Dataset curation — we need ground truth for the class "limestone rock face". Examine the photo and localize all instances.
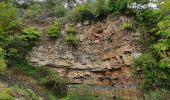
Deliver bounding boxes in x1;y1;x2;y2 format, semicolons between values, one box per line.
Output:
27;15;140;98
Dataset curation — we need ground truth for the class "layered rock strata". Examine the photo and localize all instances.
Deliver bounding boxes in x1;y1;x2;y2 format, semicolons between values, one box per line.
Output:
27;15;140;98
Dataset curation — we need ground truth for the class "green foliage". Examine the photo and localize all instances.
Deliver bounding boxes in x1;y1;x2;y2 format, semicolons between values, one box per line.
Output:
66;3;93;22
47;90;57;100
64;34;79;44
65;0;150;22
104;0;114;12
0;83;13;100
0;2;20;31
121;20;133;30
66;25;76;34
133;53;170;90
0;48;6;73
49;3;67;17
47;22;61;38
25;4;42;18
0;58;6;73
22;27;42;41
131;1;170;91
13;85;43;100
12;60;44;79
45;0;67;17
7;27;41;55
4;27;41;69
41;71;66;97
113;0;129;12
77;3;94;21
133;53;158;89
132;0;150;6
92;0;106;17
66;7;81;22
62;85;97;100
141;89;169;100
153;15;170;68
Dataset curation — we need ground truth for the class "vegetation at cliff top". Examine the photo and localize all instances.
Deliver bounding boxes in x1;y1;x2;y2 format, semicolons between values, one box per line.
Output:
0;0;169;99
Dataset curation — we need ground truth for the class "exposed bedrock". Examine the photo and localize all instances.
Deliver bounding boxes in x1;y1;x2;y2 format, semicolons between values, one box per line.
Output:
27;15;141;98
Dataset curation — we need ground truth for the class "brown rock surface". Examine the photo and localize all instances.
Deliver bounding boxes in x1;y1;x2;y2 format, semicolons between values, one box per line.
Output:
27;15;140;98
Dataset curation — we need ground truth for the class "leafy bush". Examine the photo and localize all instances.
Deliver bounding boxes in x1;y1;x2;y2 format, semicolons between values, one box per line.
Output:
104;0;115;12
48;3;67;17
64;34;79;44
47;90;57;100
77;3;93;21
133;54;158;89
121;20;133;30
131;1;170;91
153;15;170;68
0;2;20;31
113;0;129;12
141;89;169;100
48;23;61;38
41;71;66;97
92;0;106;17
66;3;93;22
66;7;81;22
132;53;170;90
64;25;79;44
0;48;6;73
4;27;41;68
0;83;13;100
22;27;42;41
44;0;67;17
62;85;97;100
25;4;42;18
66;25;76;34
13;85;43;100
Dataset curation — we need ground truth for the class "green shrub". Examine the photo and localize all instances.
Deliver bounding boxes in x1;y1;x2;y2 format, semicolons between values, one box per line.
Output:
0;58;6;73
66;7;81;22
47;90;57;100
44;0;67;17
41;71;66;97
132;53;169;90
0;83;13;100
141;89;169;100
48;23;61;38
104;0;115;12
92;0;106;17
25;4;42;18
5;27;41;68
121;20;133;30
114;0;129;12
22;27;42;41
48;3;67;17
66;2;93;22
66;25;76;34
13;85;43;100
64;34;79;44
62;85;97;100
0;48;6;73
153;15;170;68
0;2;21;31
77;3;93;21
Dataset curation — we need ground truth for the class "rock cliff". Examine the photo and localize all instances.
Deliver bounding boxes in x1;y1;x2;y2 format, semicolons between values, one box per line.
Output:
27;14;140;98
